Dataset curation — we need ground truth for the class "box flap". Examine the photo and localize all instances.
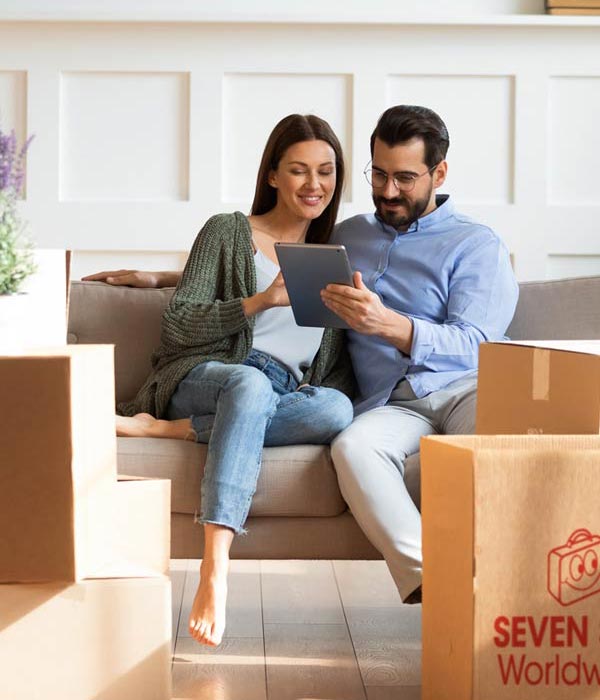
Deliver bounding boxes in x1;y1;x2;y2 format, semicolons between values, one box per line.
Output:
486;339;600;356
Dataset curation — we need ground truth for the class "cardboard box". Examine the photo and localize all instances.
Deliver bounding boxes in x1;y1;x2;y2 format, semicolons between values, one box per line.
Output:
0;345;118;582
112;475;171;576
421;434;600;700
0;576;172;700
476;340;600;435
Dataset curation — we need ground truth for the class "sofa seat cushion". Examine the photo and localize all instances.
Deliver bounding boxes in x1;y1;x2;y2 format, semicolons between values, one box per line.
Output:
117;437;348;518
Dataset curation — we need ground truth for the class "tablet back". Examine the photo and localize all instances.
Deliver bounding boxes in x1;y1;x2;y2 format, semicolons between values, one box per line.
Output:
275;243;354;328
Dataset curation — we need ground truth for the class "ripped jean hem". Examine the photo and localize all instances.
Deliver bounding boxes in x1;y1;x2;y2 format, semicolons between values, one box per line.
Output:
193;511;248;536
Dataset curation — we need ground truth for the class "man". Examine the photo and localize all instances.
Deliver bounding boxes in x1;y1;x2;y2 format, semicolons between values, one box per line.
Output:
84;105;518;604
321;105;518;604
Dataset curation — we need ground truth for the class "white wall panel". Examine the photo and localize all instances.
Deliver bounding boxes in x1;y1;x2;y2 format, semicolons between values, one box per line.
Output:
548;77;600;205
222;73;352;203
387;75;515;205
59;71;190;201
0;70;26;137
0;19;598;281
0;70;28;197
546;254;600;279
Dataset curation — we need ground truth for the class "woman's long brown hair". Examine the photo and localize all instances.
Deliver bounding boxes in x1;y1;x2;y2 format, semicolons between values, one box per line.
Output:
250;114;345;244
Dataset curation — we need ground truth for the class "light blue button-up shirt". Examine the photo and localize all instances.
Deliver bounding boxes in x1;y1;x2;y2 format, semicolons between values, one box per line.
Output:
332;195;519;416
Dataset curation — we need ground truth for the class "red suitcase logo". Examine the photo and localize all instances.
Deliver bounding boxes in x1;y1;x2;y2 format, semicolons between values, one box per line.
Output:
547;528;600;606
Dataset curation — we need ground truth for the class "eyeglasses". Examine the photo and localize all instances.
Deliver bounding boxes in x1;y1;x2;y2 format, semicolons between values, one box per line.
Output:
363;161;439;192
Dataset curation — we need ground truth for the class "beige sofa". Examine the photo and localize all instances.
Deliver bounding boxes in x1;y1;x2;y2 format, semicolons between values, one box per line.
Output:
67;275;600;559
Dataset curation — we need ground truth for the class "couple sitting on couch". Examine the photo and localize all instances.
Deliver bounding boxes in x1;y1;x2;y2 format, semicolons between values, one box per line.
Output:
85;105;519;647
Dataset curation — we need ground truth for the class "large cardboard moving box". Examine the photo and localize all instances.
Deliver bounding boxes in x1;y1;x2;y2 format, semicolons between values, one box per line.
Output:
421;435;600;700
0;576;172;700
0;346;118;582
476;340;600;435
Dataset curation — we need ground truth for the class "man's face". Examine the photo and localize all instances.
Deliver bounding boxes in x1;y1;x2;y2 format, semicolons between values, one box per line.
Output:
371;137;444;230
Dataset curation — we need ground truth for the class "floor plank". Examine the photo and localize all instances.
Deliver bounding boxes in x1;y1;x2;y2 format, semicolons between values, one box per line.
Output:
180;559;263;639
365;686;421;700
264;622;366;700
351;638;421;687
334;560;422;642
261;560;345;625
170;559;423;698
172;636;267;700
170;559;188;651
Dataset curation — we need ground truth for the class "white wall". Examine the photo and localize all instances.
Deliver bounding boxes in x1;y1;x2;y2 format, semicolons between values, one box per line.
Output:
0;3;599;281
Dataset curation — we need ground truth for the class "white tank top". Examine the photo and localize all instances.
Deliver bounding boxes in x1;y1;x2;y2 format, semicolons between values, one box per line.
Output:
252;247;324;382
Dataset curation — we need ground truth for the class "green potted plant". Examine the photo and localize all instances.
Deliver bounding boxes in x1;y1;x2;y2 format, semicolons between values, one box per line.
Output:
0;128;35;295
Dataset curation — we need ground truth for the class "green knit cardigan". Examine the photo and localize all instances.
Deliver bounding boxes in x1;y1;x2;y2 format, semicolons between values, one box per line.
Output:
118;211;356;418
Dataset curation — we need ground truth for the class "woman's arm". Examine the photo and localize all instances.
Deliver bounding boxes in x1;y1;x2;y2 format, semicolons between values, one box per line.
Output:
82;270;182;287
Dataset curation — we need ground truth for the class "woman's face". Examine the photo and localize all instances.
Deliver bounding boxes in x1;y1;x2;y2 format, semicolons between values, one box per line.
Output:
269;139;337;221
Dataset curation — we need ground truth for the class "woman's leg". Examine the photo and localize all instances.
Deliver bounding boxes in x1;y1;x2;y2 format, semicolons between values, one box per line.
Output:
264;385;354;446
168;362;279;646
116;384;353;445
189;523;234;646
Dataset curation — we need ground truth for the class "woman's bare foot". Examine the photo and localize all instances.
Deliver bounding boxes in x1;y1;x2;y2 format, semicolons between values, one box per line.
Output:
116;413;195;440
116;413;159;437
188;559;229;646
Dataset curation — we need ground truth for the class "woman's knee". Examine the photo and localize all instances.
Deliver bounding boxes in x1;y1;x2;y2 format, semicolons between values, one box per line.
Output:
310;387;354;439
223;365;276;409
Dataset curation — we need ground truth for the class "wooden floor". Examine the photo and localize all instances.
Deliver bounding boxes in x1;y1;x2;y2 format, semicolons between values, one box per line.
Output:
169;559;422;700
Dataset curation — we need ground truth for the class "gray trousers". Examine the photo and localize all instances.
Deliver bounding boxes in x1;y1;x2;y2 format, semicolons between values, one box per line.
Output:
330;372;478;601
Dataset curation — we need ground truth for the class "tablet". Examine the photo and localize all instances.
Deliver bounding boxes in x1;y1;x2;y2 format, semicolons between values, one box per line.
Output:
274;242;354;328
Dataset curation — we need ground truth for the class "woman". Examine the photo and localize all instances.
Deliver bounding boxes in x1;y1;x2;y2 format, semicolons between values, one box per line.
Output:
102;114;355;647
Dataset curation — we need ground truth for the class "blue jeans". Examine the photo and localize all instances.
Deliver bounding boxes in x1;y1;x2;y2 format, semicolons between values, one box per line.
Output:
166;349;354;534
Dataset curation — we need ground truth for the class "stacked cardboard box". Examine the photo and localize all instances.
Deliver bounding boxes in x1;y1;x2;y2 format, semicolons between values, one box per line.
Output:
0;345;172;700
476;340;600;435
546;0;600;14
421;340;600;700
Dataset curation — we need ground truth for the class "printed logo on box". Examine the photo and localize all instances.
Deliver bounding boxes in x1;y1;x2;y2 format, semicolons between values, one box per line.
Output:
492;527;600;690
548;528;600;606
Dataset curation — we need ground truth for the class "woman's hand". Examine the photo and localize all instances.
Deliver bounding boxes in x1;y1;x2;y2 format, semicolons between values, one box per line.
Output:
262;272;289;309
242;272;290;317
82;269;182;288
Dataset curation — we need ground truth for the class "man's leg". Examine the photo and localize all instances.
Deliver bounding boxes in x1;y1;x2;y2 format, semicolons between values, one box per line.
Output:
404;372;479;479
438;374;478;436
330;404;435;601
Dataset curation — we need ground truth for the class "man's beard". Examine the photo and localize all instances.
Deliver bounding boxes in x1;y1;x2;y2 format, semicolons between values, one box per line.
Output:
373;184;433;230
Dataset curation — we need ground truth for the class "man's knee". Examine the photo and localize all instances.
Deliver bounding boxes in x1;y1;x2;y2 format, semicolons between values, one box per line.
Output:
331;422;369;471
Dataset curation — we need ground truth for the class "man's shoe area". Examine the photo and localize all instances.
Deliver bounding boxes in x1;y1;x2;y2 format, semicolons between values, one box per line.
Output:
404;584;423;605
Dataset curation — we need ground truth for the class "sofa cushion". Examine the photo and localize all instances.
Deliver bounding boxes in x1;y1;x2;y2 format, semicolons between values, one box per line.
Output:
68;281;174;403
116;437;348;518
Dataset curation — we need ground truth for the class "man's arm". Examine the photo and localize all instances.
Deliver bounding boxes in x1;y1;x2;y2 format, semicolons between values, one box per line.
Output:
321;235;518;369
81;270;182;288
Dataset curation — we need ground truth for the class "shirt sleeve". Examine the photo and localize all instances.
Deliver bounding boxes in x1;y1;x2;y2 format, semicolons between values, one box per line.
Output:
407;233;518;372
160;214;251;351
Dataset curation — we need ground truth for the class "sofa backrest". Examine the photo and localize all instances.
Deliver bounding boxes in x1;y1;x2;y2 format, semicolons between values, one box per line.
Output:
68;282;174;403
506;275;600;341
68;276;600;403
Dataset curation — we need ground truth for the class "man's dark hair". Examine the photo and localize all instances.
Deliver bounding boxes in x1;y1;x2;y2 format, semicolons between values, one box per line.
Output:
370;105;450;168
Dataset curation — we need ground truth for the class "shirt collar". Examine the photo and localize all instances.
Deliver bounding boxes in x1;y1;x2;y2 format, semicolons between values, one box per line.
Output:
376;194;453;235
